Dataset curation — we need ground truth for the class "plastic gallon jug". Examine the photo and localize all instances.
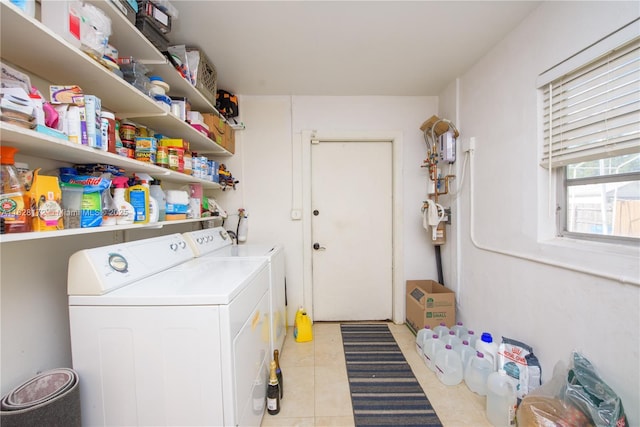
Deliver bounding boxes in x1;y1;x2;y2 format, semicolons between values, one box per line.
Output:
463;330;479;349
476;332;499;371
434;344;463;386
486;369;517;426
293;307;313;343
465;351;494;396
422;334;444;371
453;340;475;370
433;322;449;338
443;330;462;347
415;326;433;355
451;322;468;338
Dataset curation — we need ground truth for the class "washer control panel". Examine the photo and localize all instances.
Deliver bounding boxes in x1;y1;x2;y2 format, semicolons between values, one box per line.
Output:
183;227;233;256
68;234;194;296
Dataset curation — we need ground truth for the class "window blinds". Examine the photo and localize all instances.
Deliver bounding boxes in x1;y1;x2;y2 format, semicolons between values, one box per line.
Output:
541;36;640;168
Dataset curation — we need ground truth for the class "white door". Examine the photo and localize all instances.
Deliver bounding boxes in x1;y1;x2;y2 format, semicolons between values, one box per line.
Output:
311;140;393;321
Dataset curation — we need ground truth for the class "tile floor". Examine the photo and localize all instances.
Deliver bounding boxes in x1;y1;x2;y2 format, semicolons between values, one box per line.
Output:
261;322;493;427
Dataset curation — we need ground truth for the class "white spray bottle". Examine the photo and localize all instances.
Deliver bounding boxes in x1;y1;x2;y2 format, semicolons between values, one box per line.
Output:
100;173;118;226
134;173;159;223
111;176;134;225
237;208;248;242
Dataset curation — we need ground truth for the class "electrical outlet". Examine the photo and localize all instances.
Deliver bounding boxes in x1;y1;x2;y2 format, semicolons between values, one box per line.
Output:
462;137;476;153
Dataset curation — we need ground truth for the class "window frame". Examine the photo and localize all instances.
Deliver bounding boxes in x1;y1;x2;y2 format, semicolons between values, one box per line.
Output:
557;166;640;245
539;20;640;245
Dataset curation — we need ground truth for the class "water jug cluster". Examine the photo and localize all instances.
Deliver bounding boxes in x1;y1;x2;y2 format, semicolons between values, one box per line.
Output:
415;322;521;426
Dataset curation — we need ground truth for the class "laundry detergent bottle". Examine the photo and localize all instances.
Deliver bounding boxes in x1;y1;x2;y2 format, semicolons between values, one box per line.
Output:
293;307;313;342
0;146;31;233
111;176;134;225
128;176;150;224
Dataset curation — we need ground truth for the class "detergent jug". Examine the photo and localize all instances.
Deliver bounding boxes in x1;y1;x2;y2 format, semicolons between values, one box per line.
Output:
293;307;313;342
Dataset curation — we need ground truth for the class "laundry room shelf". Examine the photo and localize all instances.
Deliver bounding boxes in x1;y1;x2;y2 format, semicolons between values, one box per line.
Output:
84;0;167;64
0;0;233;156
0;217;219;243
0;1;165;117
0;123;223;187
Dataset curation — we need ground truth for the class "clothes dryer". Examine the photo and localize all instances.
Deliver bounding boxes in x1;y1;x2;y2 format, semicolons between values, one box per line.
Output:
183;227;287;354
67;233;270;426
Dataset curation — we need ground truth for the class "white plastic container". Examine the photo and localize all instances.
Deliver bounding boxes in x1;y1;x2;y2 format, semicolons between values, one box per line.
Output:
453;340;475;371
433;322;449;338
149;180;166;222
422;334;444;371
476;332;499;371
415;325;433;355
443;330;462;347
434;344;463;386
67;105;82;144
238;212;248;242
486;369;517;426
465;351;494;396
463;330;479;348
451;321;468;338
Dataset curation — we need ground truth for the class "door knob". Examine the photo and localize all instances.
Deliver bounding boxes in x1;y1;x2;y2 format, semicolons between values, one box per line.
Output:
313;243;326;250
313;210;320;216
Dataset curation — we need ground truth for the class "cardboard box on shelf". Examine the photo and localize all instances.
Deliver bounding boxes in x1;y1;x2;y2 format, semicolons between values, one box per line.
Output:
224;123;235;154
406;280;456;333
203;113;235;154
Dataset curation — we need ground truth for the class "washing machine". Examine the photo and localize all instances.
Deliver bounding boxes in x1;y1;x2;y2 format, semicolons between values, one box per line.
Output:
67;233;271;427
183;227;286;355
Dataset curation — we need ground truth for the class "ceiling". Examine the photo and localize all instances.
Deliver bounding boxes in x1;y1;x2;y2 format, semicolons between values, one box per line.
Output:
169;1;541;96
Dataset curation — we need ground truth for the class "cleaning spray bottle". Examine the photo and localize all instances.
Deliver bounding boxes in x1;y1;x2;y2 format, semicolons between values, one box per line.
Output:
237;208;248;242
133;173;158;223
100;173;118;226
128;175;150;224
0;146;31;233
111;176;134;225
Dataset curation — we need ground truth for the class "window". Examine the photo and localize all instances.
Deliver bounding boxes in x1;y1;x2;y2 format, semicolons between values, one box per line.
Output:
539;25;640;243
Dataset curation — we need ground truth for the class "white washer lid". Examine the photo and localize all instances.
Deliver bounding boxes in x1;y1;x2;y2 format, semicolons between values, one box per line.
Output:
205;243;283;259
69;258;268;306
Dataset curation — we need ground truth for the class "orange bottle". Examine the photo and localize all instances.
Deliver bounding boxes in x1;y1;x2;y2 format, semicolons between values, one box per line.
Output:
0;146;31;233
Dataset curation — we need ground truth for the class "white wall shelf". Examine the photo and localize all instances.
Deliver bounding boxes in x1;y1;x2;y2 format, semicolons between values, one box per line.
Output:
0;123;223;187
0;217;220;243
0;0;236;244
133;113;231;156
0;1;164;116
85;0;167;64
0;1;234;156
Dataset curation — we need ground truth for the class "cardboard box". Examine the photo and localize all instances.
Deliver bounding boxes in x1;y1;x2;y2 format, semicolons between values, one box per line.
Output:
224;123;235;154
202;113;224;144
406;280;456;333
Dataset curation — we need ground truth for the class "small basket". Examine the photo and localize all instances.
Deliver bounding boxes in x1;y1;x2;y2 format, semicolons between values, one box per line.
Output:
187;48;217;106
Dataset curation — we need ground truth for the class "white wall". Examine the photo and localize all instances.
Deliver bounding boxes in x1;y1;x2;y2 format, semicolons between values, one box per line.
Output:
216;95;439;326
443;1;640;424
